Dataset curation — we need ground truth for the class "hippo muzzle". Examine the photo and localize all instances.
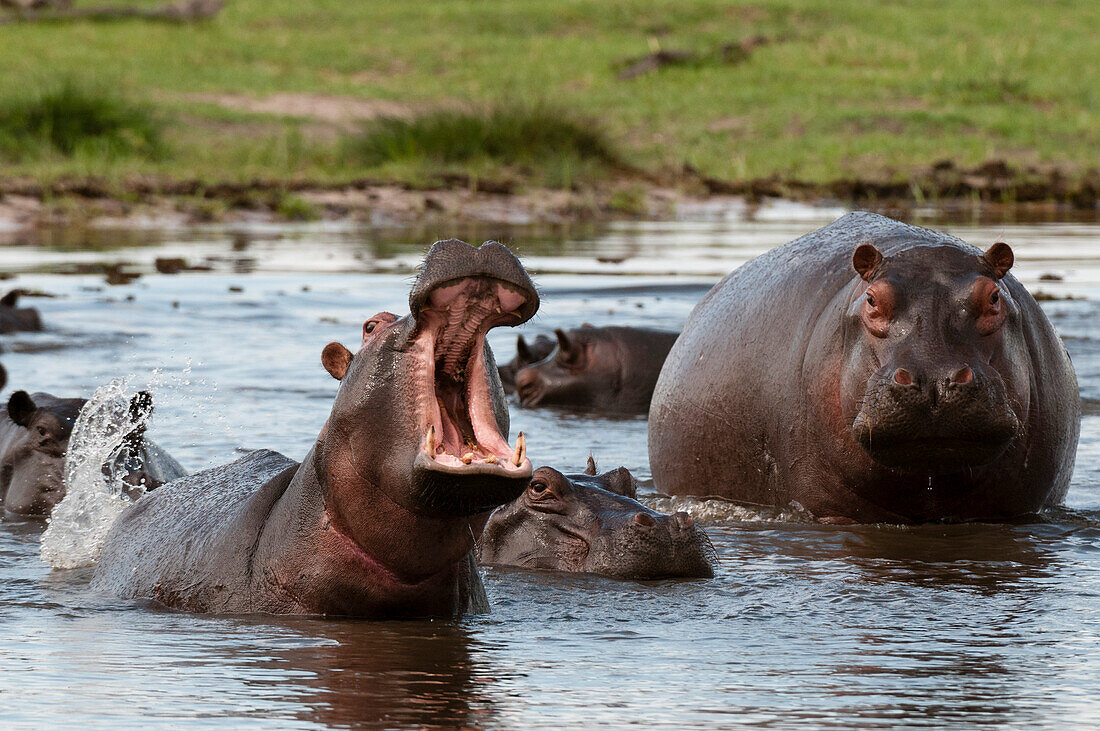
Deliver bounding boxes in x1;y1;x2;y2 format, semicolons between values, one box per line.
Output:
851;361;1020;473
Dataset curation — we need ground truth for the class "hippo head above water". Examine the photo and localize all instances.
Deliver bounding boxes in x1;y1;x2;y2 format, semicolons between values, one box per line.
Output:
498;333;555;394
478;459;714;579
844;241;1023;474
319;239;539;525
1;391;83;516
514;326;679;414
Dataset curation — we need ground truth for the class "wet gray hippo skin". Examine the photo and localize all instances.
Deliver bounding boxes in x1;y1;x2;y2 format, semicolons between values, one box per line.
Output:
478;458;714;579
93;239;539;618
515;326;679;414
0;390;184;518
0;290;44;334
649;212;1080;524
498;333;555;395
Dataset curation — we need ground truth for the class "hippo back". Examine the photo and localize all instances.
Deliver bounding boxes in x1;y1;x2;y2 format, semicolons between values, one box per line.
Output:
92;450;300;611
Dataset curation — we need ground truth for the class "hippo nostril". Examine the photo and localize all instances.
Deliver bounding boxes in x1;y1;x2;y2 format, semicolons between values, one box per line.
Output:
634;512;656;527
672;511;694;529
893;368;913;386
952;366;973;385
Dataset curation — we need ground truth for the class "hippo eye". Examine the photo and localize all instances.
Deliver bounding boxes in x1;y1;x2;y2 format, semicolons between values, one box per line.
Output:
990;289;1000;305
364;321;377;334
36;426;47;437
866;292;876;308
530;481;546;494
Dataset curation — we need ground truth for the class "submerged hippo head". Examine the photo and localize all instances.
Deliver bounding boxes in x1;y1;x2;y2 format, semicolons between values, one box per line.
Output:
319;240;538;530
498;333;555;394
479;460;714;579
845;241;1023;473
515;326;677;413
0;290;44;334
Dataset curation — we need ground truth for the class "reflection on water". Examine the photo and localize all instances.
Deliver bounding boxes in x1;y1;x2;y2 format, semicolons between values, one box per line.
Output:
1;205;1099;727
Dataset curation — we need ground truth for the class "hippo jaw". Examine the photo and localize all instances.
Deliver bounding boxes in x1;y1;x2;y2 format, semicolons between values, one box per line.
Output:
404;275;536;516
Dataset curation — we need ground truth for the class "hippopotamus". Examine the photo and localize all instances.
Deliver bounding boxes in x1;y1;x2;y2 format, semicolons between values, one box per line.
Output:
498;333;555;394
649;212;1080;524
0;290;44;333
0;390;185;518
515;326;679;414
92;239;539;618
478;457;714;578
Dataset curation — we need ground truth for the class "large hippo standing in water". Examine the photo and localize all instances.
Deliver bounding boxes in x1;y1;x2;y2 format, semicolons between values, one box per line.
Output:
515;326;678;414
649;212;1080;524
0;390;185;518
478;458;714;579
93;240;539;618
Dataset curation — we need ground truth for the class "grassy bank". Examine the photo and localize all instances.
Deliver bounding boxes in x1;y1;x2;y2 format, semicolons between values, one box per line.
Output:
1;0;1098;200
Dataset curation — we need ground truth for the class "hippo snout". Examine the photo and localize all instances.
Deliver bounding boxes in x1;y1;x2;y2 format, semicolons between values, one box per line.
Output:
852;361;1020;473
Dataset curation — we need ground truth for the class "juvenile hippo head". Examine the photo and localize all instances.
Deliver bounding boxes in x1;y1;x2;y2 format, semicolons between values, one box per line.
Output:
498;333;555;394
319;239;538;528
845;241;1023;473
478;460;714;579
1;390;159;517
515;326;678;414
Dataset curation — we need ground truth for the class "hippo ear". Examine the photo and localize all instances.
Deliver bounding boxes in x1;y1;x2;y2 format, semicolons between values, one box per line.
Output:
7;390;36;427
555;328;573;354
0;290;18;308
322;342;353;380
983;242;1014;279
584;455;597;475
516;335;532;362
605;467;638;500
852;244;883;282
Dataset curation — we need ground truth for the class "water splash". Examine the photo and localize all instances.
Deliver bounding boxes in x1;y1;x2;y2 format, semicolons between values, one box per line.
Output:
644;495;816;524
41;376;150;569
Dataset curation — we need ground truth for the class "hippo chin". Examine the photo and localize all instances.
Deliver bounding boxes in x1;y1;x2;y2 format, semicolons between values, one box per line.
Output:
478;458;714;579
498;333;555;395
515;326;679;414
649;212;1080;524
0;390;183;518
0;290;44;334
92;239;539;618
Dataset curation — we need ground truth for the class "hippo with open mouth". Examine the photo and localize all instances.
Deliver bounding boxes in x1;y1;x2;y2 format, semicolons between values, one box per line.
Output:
649;212;1080;523
92;239;539;618
478;458;714;579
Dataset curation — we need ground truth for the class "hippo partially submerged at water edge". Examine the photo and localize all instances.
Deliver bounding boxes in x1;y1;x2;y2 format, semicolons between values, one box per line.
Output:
0;390;185;518
515;326;679;414
650;212;1080;524
498;333;555;394
0;290;44;334
93;240;539;618
478;457;714;579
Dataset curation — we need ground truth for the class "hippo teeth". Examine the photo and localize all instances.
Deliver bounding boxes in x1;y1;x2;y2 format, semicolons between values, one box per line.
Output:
425;424;437;455
512;432;526;467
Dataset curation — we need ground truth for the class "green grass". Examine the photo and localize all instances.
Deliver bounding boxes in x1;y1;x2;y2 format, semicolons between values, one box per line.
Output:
0;79;163;160
0;0;1098;189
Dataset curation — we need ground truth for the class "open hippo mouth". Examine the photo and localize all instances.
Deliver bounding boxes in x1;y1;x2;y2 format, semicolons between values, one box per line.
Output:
416;276;531;474
403;264;537;516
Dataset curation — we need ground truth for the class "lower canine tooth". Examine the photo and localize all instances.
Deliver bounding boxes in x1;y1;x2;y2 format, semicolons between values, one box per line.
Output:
425;425;436;456
512;432;526;467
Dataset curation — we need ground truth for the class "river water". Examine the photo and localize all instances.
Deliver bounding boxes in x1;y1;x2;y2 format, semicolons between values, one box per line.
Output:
0;203;1098;728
